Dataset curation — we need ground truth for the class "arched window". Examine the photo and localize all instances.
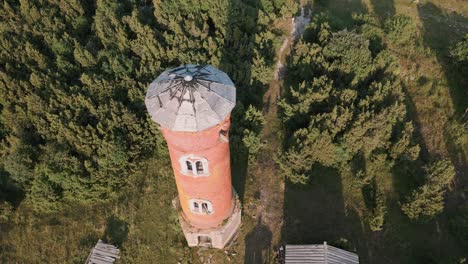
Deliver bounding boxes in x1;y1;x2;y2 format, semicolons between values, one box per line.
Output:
179;155;209;177
189;199;213;214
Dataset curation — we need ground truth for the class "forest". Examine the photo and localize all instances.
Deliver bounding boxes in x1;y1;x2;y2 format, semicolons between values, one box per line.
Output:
0;0;467;263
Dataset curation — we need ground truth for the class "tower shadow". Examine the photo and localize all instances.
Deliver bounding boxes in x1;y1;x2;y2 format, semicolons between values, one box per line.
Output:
244;216;272;264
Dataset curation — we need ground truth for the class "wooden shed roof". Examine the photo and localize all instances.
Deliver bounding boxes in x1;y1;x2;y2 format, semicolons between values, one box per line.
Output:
285;242;359;264
85;240;120;264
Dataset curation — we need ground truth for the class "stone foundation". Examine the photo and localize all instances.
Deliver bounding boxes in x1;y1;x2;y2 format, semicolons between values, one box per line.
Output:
172;189;241;249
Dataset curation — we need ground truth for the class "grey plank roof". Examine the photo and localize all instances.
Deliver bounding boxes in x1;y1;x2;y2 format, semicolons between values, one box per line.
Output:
85;240;120;264
285;242;359;264
145;64;236;132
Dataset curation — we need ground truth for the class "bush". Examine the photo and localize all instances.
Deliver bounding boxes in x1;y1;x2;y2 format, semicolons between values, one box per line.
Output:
384;15;417;46
450;34;468;63
0;201;13;223
242;129;265;165
368;192;387;232
401;159;455;220
244;105;266;133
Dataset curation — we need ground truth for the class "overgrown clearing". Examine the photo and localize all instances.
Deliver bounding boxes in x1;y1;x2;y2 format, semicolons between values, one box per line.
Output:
0;0;467;263
279;0;467;263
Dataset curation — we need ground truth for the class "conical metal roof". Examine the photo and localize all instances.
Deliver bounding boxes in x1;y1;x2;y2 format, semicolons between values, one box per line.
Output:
145;64;236;132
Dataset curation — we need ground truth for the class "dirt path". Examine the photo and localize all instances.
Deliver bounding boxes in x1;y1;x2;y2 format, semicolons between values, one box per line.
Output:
243;7;311;263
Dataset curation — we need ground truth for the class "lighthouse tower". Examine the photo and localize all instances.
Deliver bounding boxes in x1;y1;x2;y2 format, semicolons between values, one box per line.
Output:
145;65;241;248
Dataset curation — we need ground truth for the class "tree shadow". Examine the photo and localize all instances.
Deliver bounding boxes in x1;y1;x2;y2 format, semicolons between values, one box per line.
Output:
383;84;468;263
219;0;277;202
279;2;369;261
369;0;395;25
416;5;468;259
443;121;468;189
103;215;128;247
313;0;368;30
0;169;25;207
244;216;272;264
391;84;432;201
417;2;468;115
417;3;468;220
221;0;261;202
280;165;367;261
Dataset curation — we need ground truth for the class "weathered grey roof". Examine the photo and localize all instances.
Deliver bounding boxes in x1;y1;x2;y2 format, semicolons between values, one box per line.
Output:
145;64;236;132
285;242;359;264
85;240;120;264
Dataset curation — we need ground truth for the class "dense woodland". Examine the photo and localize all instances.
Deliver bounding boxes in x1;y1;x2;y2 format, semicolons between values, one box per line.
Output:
0;0;467;263
278;13;455;229
278;4;467;262
0;0;295;212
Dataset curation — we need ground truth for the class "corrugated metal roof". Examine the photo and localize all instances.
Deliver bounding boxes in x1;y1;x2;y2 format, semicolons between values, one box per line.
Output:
145;64;236;132
85;240;120;264
285;242;359;264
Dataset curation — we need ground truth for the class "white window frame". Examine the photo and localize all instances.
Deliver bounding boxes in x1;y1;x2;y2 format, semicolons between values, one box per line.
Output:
189;199;213;215
179;155;209;177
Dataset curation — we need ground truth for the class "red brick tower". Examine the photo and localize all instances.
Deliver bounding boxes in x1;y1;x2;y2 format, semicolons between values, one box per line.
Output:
145;65;241;248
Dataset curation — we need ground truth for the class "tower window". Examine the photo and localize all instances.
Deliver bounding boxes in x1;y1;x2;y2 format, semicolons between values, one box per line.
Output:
179;155;209;177
196;161;204;174
201;203;209;213
189;199;213;214
186;160;193;172
219;129;229;142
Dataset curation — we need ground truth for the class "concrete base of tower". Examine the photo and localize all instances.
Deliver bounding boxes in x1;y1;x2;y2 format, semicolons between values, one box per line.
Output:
172;189;242;249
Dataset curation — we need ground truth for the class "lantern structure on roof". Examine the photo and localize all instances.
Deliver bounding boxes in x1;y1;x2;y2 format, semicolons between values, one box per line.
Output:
145;64;241;248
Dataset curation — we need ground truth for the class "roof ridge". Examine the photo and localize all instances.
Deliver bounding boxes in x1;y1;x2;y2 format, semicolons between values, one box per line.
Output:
324;241;328;264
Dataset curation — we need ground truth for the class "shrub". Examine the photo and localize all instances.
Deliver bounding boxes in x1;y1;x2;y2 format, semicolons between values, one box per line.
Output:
0;201;13;223
368;192;387;231
242;129;265;165
384;15;417;46
401;159;455;220
450;34;468;63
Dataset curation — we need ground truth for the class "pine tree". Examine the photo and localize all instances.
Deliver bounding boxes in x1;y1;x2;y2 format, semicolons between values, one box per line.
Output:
401;159;455;220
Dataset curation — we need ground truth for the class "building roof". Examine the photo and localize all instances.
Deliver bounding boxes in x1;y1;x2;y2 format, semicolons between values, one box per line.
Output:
145;64;236;132
285;242;359;264
85;240;120;264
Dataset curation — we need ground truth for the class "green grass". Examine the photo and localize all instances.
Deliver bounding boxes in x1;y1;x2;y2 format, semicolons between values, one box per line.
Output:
0;153;185;263
0;202;107;263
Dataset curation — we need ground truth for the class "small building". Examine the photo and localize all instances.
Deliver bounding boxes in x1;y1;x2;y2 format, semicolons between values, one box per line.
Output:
282;242;359;264
85;240;120;264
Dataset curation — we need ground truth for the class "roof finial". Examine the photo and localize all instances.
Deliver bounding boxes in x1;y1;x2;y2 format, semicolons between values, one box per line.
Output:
184;75;193;82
